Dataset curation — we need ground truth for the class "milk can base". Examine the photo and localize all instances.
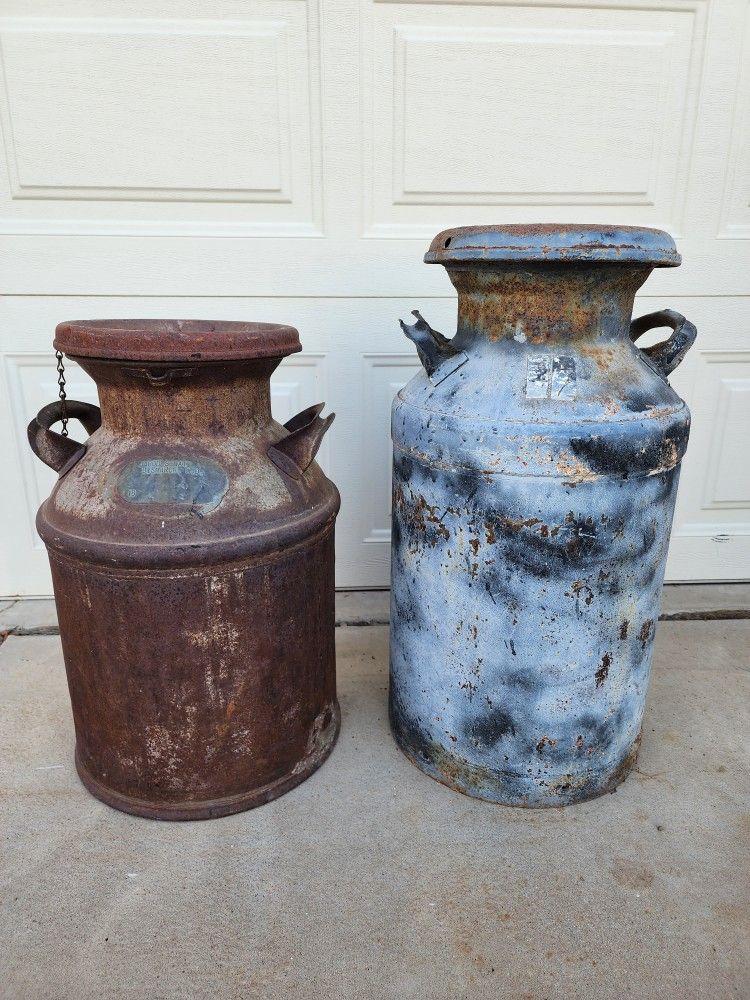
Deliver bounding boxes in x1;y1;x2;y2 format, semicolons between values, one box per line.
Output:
73;702;341;821
391;722;640;809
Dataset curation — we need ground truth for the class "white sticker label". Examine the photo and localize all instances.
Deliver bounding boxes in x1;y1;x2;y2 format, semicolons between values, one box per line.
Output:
526;355;576;400
526;356;550;398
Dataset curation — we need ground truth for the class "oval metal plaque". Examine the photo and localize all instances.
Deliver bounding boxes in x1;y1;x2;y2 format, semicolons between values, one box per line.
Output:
118;457;229;511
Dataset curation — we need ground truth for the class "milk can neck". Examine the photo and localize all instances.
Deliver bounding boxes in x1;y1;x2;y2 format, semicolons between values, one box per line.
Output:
447;263;651;347
76;357;279;437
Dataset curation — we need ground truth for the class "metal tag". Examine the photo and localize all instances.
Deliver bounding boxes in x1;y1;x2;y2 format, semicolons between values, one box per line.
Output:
118;458;229;511
429;351;469;386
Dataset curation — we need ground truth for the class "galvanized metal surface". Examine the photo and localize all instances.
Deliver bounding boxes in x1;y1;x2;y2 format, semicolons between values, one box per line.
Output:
29;320;340;820
390;225;695;807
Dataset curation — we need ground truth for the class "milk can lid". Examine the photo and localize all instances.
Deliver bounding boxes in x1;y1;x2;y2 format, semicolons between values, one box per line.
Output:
54;319;302;362
424;225;680;267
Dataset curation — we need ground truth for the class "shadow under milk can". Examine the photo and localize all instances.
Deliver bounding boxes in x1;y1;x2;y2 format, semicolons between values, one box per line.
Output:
28;319;339;820
389;225;696;806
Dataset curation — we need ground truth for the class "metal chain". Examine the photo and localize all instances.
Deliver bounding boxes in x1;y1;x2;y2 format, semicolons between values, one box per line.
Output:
55;350;69;437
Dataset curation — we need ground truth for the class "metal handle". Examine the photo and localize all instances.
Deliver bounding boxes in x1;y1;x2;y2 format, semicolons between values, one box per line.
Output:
630;309;697;379
27;400;102;475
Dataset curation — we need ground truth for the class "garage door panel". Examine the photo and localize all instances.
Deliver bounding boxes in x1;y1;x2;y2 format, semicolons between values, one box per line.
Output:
0;0;747;592
364;0;706;237
0;10;322;235
719;2;750;236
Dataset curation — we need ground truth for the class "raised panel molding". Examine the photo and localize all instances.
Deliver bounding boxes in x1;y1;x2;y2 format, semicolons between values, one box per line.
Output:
393;27;668;205
719;2;750;237
364;1;706;236
0;14;322;235
361;354;420;544
697;352;750;510
0;19;290;202
669;345;750;579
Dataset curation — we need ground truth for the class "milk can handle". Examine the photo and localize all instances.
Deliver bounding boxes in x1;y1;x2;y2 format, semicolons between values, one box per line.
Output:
630;309;697;378
27;400;102;476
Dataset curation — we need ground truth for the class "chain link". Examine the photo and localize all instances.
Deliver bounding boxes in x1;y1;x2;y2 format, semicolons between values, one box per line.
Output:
55;350;69;437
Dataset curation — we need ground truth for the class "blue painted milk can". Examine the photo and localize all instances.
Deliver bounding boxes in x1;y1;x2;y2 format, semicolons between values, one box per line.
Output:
389;225;695;806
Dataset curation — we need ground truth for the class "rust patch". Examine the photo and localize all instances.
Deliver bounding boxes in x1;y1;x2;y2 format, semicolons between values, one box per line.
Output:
566;580;594;605
556;451;600;485
595;653;611;687
499;516;542;533
536;735;558;754
638;619;654;648
451;265;648;346
419;738;498;798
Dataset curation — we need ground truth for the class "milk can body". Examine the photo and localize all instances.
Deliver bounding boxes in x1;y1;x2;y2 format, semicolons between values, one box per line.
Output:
29;320;339;820
389;226;695;807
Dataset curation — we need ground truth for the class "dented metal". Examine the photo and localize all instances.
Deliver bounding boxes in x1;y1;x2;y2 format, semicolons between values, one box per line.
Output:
389;225;694;807
29;319;340;820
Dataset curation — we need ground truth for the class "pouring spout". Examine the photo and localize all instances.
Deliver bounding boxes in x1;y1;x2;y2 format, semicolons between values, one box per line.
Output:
268;403;335;479
400;310;468;385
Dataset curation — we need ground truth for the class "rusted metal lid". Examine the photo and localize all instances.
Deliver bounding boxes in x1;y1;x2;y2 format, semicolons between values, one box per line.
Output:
54;319;301;362
424;225;680;267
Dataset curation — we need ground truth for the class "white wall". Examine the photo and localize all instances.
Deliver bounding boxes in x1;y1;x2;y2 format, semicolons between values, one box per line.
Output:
0;0;749;594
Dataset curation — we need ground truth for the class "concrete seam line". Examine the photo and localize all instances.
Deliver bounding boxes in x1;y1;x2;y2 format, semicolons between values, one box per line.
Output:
2;608;749;643
659;610;750;621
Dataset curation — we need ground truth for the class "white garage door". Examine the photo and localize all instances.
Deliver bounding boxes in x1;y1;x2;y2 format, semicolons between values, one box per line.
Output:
0;0;748;595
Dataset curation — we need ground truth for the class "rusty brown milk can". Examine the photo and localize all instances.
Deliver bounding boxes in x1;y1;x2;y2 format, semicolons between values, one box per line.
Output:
28;319;340;820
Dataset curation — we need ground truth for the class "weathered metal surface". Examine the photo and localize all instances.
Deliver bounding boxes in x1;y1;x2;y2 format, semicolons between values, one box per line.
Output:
29;320;339;820
54;318;301;362
390;225;695;807
423;223;682;267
